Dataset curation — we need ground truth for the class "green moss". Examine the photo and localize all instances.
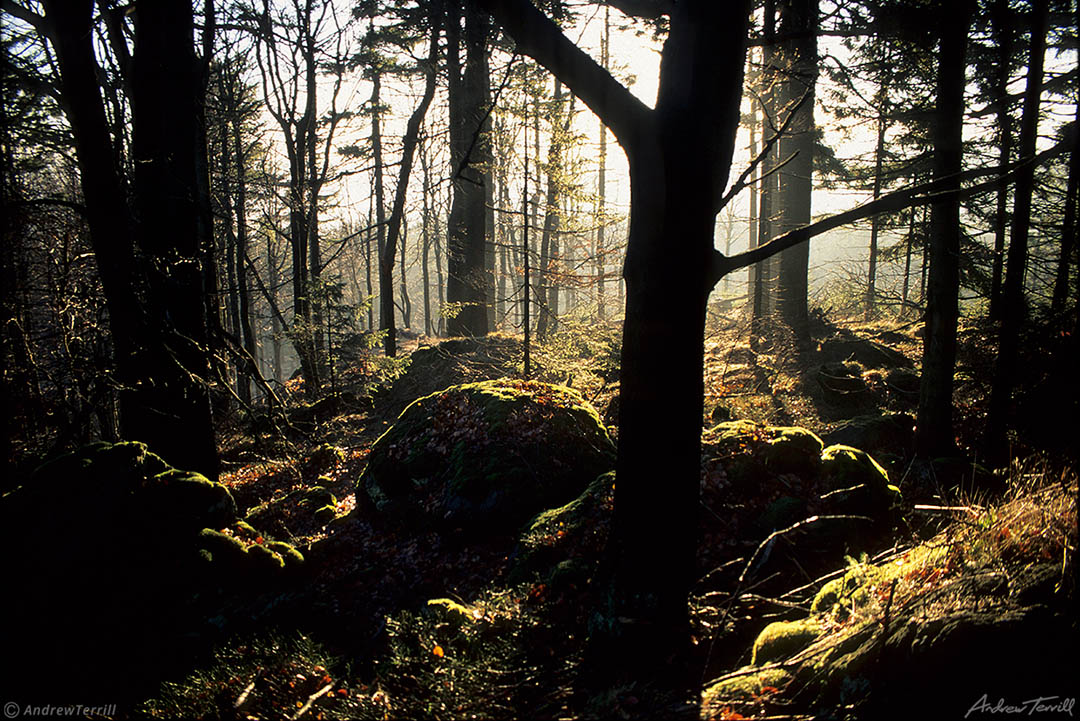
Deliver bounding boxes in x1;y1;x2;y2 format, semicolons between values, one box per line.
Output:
762;426;824;474
308;443;345;470
266;541;305;569
291;485;336;508
702;667;792;704
514;472;613;581
197;529;249;571
819;444;901;519
426;598;476;626
751;618;821;665
148;470;238;530
247;544;286;573
359;379;615;531
234;521;257;537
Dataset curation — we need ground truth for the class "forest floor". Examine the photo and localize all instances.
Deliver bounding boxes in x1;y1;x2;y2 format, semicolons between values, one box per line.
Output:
12;307;1075;720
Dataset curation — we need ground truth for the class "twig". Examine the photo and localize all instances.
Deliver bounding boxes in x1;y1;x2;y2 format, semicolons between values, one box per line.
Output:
290;682;334;721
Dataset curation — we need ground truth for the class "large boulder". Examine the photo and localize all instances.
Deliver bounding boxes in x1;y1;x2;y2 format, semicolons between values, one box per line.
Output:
821;412;914;457
359;379;616;532
699;421;902;580
0;442;256;700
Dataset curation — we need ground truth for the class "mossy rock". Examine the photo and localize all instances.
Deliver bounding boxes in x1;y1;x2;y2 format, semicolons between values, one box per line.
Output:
266;541;305;570
822;413;914;456
513;472;614;582
702;667;792;707
751;618;822;665
197;528;250;574
143;469;238;532
819;444;901;519
359;379;615;532
196;530;299;581
292;484;337;509
810;565;878;617
307;443;345;472
761;426;824;475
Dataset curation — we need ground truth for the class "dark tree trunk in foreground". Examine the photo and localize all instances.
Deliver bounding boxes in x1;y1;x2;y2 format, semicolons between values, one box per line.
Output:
915;0;973;460
129;0;218;478
986;0;1049;462
39;0;218;478
479;1;751;699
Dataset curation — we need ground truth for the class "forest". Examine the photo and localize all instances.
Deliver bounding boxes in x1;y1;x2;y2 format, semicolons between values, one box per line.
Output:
0;0;1078;719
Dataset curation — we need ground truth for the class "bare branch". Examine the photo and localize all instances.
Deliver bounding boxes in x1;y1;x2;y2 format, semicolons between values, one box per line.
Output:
475;0;652;148
710;131;1076;287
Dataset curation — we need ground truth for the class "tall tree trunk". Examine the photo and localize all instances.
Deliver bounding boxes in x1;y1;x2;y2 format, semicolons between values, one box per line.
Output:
40;0;144;433
446;0;492;337
379;11;440;356
748;69;759;307
901;199;915;317
753;5;776;346
988;0;1014;321
267;228;283;382
401;215;413;330
986;0;1049;462
234;117;257;398
595;5;609;321
1052;54;1080;313
915;0;973;459
421;135;434;337
537;77;565;340
775;0;816;342
129;0;218;477
371;72;388;333
865;68;887;322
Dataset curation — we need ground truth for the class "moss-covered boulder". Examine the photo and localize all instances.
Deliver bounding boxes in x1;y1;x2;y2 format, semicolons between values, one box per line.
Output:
512;471;614;583
821;413;914;456
751;618;822;665
0;442;244;700
702;668;792;710
359;379;615;532
819;444;901;520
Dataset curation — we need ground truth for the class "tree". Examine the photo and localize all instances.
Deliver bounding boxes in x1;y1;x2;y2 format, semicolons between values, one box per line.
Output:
10;0;220;478
243;0;350;392
376;2;442;356
446;0;494;337
914;0;974;459
986;0;1050;462
477;1;753;696
775;0;817;342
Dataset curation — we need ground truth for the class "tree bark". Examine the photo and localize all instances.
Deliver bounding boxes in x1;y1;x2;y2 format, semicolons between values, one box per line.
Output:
379;11;441;356
775;0;816;342
915;0;973;459
446;0;492;337
129;0;218;477
988;0;1014;321
986;0;1049;462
